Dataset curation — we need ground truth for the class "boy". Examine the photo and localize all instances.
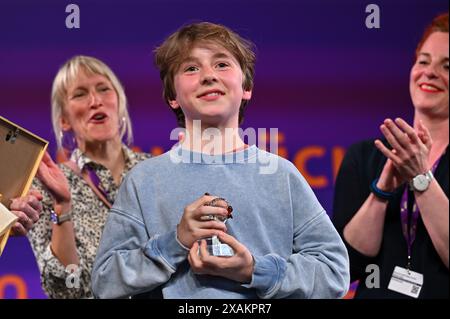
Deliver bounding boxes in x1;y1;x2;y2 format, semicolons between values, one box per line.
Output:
91;22;349;298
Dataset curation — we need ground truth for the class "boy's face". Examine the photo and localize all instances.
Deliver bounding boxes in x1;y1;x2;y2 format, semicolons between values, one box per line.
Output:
169;42;252;128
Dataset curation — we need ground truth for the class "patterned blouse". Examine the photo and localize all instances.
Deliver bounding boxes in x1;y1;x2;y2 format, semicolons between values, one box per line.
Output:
27;146;150;298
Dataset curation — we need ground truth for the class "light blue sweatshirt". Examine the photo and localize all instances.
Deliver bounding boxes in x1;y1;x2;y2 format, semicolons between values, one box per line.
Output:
91;145;349;298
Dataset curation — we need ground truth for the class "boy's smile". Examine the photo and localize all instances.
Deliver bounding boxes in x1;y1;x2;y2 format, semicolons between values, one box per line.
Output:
170;42;252;129
197;89;225;102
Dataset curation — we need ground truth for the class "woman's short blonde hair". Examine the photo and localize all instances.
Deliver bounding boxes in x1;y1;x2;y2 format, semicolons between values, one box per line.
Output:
51;55;133;149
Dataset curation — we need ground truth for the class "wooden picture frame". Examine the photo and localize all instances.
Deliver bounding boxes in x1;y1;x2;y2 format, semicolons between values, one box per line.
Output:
0;116;48;255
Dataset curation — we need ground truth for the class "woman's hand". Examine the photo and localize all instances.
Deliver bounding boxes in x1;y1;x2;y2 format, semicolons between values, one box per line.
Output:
10;189;43;235
375;118;432;183
373;152;406;192
37;151;71;205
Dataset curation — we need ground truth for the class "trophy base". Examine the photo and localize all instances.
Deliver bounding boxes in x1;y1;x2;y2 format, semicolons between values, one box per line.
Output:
203;236;234;257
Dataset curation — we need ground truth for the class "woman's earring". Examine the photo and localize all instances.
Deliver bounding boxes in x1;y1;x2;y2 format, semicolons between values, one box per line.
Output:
119;116;126;129
61;130;76;151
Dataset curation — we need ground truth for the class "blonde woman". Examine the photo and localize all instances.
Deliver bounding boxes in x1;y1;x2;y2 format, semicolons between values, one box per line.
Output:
28;56;150;298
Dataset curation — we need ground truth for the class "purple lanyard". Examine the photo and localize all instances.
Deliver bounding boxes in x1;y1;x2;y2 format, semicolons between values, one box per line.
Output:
84;165;112;205
400;157;441;270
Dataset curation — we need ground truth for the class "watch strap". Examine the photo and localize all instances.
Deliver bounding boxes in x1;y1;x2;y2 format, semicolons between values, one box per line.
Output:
50;210;72;225
425;170;434;181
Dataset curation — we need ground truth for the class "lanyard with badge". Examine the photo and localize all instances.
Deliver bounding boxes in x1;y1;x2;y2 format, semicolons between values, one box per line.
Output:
387;157;441;298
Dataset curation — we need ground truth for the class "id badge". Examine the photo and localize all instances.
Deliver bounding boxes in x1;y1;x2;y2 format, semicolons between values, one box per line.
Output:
388;266;423;298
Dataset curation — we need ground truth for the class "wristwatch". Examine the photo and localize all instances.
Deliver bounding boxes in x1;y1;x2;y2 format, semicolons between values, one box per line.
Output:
50;209;72;225
409;170;434;192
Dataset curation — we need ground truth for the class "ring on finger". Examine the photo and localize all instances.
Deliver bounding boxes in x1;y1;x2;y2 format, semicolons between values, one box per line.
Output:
200;214;216;221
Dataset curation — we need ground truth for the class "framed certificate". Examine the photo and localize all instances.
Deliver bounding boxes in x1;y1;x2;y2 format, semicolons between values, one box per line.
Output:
0;115;48;255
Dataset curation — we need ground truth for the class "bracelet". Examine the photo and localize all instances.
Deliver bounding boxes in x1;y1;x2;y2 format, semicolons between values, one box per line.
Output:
370;178;395;201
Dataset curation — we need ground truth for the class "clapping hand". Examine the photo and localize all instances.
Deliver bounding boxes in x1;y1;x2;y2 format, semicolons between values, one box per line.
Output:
36;151;71;205
375;118;432;189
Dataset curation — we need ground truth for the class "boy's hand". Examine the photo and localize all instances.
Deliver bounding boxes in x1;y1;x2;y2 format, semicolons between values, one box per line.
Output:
188;232;255;283
177;194;230;248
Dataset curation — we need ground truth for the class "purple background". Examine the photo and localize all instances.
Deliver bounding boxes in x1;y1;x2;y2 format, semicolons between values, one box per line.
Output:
0;0;448;298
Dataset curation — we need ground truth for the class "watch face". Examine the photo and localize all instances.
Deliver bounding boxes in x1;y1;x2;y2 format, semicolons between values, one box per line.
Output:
413;175;429;192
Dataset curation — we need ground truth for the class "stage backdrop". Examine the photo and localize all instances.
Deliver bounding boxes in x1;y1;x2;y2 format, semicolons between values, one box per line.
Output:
0;0;448;299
